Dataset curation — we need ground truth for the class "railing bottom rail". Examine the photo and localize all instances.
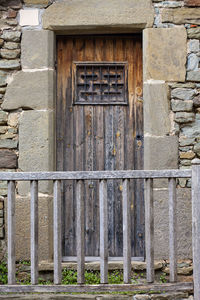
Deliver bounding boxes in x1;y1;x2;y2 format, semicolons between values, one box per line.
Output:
0;282;193;293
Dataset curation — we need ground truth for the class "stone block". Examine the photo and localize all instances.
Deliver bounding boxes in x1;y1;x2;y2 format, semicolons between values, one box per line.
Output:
24;0;50;5
181;114;200;138
0;111;7;125
1;31;21;42
144;136;178;170
144;136;178;189
42;0;154;31
18;110;54;195
19;9;39;27
187;53;199;71
0;59;20;70
143;27;187;82
187;70;200;82
154;188;192;259
175;112;195;123
0;49;20;59
187;39;199;53
185;0;200;6
0;150;17;168
162;8;200;25
193;95;200;107
4;196;53;260
4;42;20;50
0;139;18;149
171;88;195;100
0;71;7;87
179;137;195;146
2;70;55;110
171;100;193;112
21;30;54;69
143;81;170;136
187;27;200;39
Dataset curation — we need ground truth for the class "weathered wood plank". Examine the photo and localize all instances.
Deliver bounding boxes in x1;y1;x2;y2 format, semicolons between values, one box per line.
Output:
7;180;16;285
122;179;131;283
0;282;193;293
192;159;200;300
0;169;191;181
76;180;85;284
145;178;154;283
30;180;38;285
168;178;177;283
54;180;62;285
99;180;108;284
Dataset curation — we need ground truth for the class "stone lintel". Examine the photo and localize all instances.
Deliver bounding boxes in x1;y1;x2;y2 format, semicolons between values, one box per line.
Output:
21;30;55;69
42;0;154;31
143;27;187;82
143;81;170;136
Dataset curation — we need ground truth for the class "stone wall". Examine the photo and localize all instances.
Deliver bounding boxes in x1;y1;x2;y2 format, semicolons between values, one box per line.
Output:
0;0;200;260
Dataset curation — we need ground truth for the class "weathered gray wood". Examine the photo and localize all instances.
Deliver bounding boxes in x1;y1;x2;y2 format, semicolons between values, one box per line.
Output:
168;178;177;283
0;169;191;181
62;256;144;262
192;159;200;300
99;180;108;283
30;180;38;285
7;180;16;285
76;180;85;284
0;282;193;293
122;179;131;283
54;180;62;285
145;178;154;283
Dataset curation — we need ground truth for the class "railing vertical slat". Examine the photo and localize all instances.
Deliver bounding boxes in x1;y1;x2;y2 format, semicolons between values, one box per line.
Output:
76;180;85;284
99;179;108;284
123;179;131;284
53;180;62;284
168;178;177;283
7;180;16;285
192;159;200;300
30;180;39;285
145;178;154;283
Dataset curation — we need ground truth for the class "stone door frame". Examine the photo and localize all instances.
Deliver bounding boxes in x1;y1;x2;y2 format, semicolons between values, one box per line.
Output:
3;0;188;260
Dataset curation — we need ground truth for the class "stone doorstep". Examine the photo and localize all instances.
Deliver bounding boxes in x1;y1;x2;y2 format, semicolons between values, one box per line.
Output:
38;260;164;272
0;292;192;300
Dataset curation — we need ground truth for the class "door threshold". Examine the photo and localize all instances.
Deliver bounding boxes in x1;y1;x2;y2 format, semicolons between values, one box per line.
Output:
62;256;145;262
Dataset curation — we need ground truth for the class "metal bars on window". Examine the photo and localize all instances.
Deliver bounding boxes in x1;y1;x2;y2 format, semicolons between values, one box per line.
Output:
73;62;128;105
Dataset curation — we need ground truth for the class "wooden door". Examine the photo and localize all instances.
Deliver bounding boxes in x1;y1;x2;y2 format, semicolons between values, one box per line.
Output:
56;35;144;259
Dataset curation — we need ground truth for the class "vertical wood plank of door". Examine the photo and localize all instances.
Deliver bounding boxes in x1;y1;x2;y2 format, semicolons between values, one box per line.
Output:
113;38;125;256
133;37;144;257
124;38;136;257
84;37;96;255
73;38;85;255
93;37;105;256
104;37;116;256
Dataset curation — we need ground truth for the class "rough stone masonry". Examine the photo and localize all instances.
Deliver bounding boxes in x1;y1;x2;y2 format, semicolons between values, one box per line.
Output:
0;0;200;264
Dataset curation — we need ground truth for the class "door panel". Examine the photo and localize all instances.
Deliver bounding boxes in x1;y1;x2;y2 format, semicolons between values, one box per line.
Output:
56;35;144;258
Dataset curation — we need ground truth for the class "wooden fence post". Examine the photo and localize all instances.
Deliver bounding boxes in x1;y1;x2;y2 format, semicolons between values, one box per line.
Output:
192;158;200;300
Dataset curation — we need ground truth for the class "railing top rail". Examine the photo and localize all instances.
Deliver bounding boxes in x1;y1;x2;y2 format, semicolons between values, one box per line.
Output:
0;169;191;181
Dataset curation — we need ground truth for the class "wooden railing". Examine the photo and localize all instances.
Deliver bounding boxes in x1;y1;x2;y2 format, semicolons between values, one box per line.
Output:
0;164;199;297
